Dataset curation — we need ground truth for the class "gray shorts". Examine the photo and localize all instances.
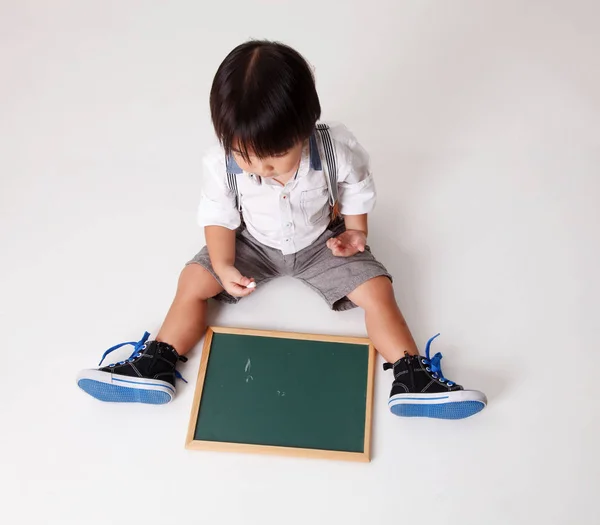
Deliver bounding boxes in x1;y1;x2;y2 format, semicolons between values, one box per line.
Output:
187;220;392;311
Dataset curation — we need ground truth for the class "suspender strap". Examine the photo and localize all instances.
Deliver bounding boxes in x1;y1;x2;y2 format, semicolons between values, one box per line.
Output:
315;124;338;206
226;168;241;212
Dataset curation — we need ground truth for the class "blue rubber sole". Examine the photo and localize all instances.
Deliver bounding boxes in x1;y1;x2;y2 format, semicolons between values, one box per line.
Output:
390;401;485;419
77;379;172;404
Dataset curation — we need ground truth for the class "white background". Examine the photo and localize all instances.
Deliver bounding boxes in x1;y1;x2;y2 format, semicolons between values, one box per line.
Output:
1;1;599;524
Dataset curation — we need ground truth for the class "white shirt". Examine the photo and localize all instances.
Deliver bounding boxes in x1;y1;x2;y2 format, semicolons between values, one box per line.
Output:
198;122;376;255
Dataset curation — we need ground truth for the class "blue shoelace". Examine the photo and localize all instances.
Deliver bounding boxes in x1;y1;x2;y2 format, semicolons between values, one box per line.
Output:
423;333;455;387
98;331;187;383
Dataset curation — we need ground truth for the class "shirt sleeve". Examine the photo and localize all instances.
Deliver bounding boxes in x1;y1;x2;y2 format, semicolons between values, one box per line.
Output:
197;150;241;230
331;124;377;216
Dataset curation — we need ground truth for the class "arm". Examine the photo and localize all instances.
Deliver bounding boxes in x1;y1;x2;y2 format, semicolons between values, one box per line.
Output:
343;213;368;236
326;125;375;257
199;153;254;296
205;225;236;275
204;225;255;296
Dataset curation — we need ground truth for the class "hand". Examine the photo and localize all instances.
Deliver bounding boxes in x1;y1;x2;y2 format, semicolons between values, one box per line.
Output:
215;265;256;297
326;230;367;257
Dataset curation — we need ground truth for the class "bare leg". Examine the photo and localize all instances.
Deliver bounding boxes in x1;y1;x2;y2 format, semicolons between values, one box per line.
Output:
156;264;223;356
347;276;419;363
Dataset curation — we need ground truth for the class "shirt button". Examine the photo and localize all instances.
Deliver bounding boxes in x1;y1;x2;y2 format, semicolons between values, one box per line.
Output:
285;222;292;228
282;194;288;200
284;238;290;243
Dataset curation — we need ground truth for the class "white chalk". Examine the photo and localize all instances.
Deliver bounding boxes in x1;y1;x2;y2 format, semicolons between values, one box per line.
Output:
246;281;256;289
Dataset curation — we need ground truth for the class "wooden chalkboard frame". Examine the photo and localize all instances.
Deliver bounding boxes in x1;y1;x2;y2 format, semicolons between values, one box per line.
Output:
185;326;376;462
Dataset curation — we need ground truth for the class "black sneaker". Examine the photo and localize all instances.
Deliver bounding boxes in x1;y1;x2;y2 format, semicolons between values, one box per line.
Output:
76;332;187;404
384;334;487;419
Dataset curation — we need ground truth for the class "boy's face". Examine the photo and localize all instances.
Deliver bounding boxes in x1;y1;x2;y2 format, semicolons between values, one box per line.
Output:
231;141;304;180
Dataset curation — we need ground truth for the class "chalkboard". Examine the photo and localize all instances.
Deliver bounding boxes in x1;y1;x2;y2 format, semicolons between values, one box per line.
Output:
185;327;376;462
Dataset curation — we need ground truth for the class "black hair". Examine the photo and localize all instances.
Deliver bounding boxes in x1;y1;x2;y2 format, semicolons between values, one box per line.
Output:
210;40;321;161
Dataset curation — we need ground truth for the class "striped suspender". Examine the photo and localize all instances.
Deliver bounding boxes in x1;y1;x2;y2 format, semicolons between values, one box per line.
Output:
225;124;338;209
315;124;338;206
226;169;241;212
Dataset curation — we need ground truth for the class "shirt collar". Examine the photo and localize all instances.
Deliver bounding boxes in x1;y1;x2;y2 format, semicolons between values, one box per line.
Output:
225;131;322;175
225;154;243;174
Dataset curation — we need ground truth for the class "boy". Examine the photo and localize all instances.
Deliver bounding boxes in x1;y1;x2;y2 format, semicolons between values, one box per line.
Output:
77;40;487;419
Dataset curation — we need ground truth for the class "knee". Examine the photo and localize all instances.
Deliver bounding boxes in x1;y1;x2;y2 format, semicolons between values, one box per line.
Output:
177;264;222;301
349;276;395;310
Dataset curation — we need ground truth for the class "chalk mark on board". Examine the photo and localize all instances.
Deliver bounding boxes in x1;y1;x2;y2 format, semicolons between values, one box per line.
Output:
244;358;254;384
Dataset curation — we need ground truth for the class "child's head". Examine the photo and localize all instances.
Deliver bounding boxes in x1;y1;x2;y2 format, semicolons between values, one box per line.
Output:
210;40;321;179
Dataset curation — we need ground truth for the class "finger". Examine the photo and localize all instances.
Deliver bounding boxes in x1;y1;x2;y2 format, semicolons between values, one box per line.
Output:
327;239;341;252
230;288;255;297
228;282;255;297
238;275;254;287
354;240;366;252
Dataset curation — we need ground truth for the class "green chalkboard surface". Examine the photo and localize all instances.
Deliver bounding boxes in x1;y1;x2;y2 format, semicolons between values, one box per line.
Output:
186;327;375;462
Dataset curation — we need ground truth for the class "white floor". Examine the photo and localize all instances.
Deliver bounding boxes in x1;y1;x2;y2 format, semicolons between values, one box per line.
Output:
1;1;599;524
